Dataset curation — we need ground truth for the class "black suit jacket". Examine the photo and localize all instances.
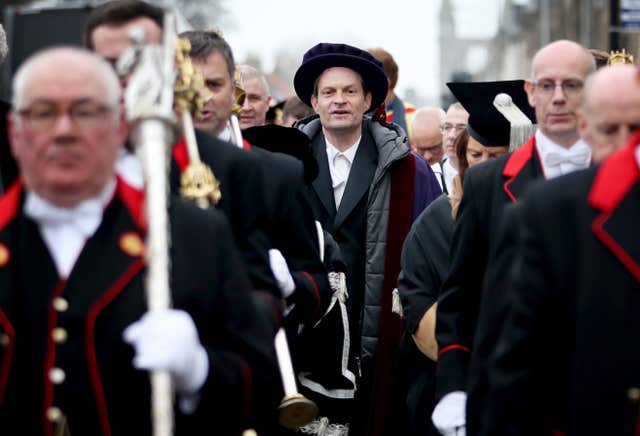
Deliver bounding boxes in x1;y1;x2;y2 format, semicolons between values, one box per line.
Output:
249;145;330;326
397;194;454;436
307;125;378;366
466;201;525;434
0;179;279;435
483;139;640;435
170;131;277;294
435;136;544;398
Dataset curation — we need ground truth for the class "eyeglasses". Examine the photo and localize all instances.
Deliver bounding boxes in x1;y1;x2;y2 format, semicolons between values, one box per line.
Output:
17;101;115;131
532;79;584;97
441;123;466;133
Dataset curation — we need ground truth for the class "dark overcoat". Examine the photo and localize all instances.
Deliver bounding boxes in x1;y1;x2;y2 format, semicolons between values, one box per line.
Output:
483;137;640;435
435;136;544;398
0;179;279;436
397;193;454;436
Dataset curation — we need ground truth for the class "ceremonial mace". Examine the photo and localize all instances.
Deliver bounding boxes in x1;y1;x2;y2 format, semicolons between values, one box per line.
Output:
122;14;178;436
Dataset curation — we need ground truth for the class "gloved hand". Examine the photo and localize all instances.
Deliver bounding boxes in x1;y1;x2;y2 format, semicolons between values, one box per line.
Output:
269;248;295;298
432;391;467;436
123;309;209;395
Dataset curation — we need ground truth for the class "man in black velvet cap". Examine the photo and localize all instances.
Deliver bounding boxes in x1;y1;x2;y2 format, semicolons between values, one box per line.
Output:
294;42;441;435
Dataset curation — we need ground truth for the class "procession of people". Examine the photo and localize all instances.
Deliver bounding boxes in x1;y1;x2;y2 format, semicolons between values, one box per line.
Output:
0;1;639;435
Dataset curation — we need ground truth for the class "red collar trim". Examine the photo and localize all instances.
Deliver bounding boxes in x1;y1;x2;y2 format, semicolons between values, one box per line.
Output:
172;138;189;172
588;131;640;212
242;139;251;150
502;136;536;178
0;179;145;233
0;181;23;232
115;176;146;233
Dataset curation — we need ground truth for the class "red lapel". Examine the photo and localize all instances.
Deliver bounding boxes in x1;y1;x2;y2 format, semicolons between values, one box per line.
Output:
0;181;23;232
588;132;640;282
502;136;536;203
115;176;146;233
172;138;189;172
242;139;251;150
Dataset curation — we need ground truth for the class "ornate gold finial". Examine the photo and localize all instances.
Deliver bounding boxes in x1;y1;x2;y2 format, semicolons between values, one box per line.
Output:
180;161;222;208
174;37;222;207
174;37;209;119
608;48;634;66
233;67;245;116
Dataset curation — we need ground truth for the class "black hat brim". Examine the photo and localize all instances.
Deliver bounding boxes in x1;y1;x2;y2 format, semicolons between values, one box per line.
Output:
294;53;388;111
242;124;319;183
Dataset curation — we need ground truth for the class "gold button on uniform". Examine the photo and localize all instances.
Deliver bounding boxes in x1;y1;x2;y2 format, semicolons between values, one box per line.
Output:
628;387;640;402
0;333;9;347
49;367;66;384
52;328;67;344
53;297;68;312
46;406;62;422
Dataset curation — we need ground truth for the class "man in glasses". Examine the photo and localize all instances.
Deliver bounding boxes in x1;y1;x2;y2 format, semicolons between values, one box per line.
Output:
440;103;468;194
433;40;595;436
411;107;447;190
0;46;274;435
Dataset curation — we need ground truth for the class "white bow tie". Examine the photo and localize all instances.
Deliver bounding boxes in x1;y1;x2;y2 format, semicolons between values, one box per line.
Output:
545;149;591;167
24;194;104;237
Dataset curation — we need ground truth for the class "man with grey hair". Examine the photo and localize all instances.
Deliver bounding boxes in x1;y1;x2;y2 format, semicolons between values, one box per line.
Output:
0;46;276;435
440;102;468;194
577;64;640;162
238;64;272;129
434;39;596;436
0;22;16;192
411;106;447;189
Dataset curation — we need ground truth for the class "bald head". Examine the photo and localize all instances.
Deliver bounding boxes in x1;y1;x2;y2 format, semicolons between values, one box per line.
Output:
578;65;640;162
531;40;595;78
411;107;445;164
525;40;595;148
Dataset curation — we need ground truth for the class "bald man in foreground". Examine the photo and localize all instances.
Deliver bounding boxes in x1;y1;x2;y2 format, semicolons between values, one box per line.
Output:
578;64;640;162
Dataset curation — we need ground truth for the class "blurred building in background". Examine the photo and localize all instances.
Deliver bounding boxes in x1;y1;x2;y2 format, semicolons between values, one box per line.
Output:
439;0;637;107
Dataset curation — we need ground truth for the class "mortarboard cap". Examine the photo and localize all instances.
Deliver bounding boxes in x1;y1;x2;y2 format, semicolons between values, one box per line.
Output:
447;80;536;149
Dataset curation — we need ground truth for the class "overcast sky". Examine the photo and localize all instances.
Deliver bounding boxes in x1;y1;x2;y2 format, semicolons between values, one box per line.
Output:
222;0;501;104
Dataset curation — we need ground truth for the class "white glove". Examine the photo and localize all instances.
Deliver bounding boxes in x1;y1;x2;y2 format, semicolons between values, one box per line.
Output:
432;391;467;436
123;309;209;395
269;248;295;298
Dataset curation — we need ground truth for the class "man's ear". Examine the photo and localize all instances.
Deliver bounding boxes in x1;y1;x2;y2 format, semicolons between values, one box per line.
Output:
365;91;372;109
310;95;318;112
7;112;19;159
524;79;536;108
576;108;589;139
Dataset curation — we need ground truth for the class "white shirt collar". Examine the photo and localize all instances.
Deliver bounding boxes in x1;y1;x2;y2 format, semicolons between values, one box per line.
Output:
636;143;640;170
325;136;361;165
115;148;144;189
217;122;233;144
24;179;117;278
535;129;591;179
